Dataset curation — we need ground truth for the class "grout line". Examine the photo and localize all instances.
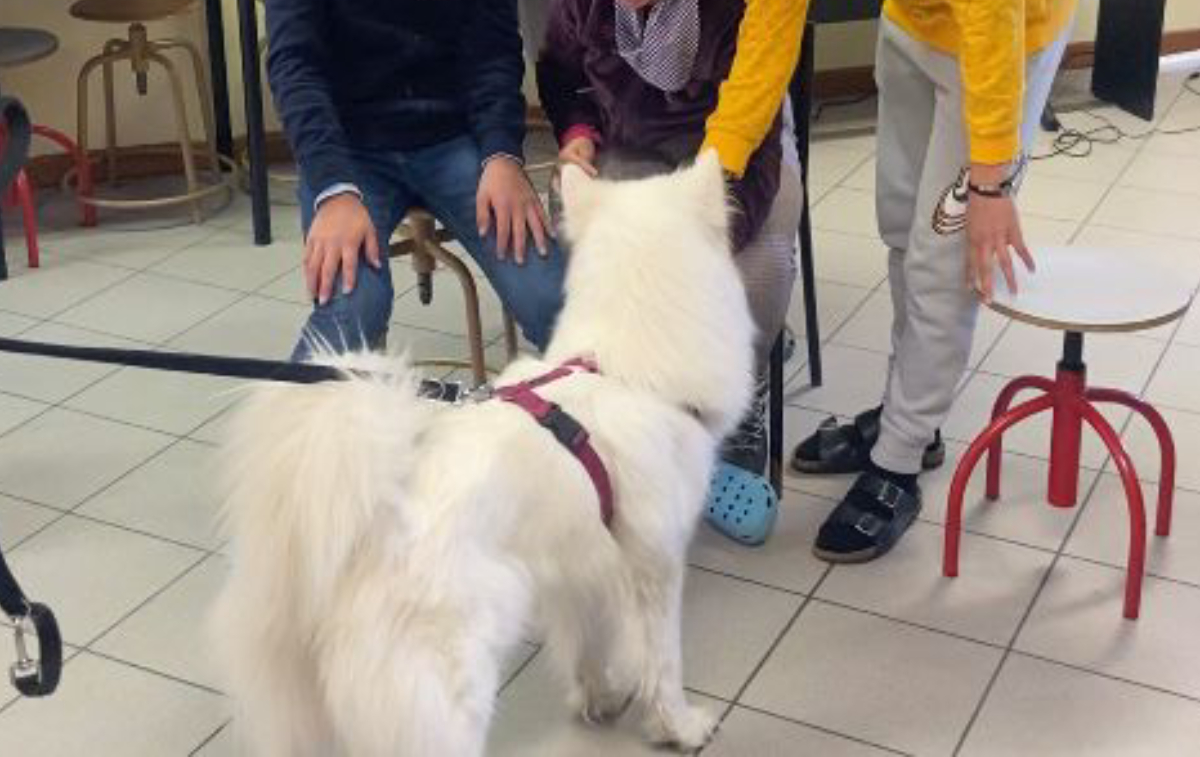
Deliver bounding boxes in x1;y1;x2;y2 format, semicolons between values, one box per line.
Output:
189;720;231;756
724;702;915;756
84;647;225;698
1009;649;1200;707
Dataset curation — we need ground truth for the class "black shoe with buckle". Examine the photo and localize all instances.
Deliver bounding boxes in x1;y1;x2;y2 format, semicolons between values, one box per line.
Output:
812;471;922;563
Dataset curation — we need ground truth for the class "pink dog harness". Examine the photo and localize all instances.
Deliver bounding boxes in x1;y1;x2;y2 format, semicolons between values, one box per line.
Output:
494;358;614;528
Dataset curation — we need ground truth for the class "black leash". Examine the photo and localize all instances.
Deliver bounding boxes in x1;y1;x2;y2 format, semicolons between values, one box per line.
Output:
0;335;463;698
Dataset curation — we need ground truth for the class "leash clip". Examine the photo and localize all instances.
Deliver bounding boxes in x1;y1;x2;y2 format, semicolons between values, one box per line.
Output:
6;602;62;697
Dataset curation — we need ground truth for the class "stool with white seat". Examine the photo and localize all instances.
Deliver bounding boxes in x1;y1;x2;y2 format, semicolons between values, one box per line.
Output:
943;245;1195;620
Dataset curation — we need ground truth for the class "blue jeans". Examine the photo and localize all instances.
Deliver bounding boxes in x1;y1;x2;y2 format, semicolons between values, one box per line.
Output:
291;136;566;360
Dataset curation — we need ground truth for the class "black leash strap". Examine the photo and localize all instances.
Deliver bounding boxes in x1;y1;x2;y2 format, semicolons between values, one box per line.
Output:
0;336;461;698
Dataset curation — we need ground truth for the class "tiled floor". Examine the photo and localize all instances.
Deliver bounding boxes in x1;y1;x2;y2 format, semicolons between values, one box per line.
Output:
2;71;1200;756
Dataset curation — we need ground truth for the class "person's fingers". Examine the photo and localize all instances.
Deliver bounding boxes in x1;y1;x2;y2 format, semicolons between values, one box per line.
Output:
997;244;1017;296
511;204;528;265
318;244;340;305
476;188;490;239
303;239;320;299
494;199;511;259
979;243;995;302
364;224;381;270
1013;229;1036;273
341;243;358;295
528;204;549;256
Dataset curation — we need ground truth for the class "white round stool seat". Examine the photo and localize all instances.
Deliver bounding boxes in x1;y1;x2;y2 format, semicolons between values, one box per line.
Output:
988;245;1196;333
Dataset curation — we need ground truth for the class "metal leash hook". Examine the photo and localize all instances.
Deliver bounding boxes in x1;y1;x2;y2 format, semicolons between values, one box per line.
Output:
7;602;61;697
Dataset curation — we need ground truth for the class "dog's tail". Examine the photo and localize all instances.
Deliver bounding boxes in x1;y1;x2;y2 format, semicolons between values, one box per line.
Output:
218;350;432;619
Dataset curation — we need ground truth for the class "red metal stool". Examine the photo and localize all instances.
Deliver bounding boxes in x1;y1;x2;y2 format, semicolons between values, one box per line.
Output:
942;246;1195;620
0;27;97;268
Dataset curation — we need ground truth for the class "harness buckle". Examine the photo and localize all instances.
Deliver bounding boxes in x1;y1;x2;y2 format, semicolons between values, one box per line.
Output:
9;613;39;690
539;402;588;449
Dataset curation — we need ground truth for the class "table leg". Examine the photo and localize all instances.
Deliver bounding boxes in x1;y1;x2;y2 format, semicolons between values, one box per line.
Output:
236;0;272;245
791;23;822;387
203;0;234;161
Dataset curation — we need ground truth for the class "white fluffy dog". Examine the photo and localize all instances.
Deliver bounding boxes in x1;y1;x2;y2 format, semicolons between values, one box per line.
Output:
210;152;756;756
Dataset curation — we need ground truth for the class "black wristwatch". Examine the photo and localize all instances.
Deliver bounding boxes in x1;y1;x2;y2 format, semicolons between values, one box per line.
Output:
967;157;1027;198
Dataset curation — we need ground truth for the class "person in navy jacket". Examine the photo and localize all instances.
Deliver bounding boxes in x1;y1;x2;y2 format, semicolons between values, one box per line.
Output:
265;0;565;358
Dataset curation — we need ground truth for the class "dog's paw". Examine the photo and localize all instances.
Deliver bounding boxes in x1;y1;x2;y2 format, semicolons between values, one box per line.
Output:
645;704;718;752
572;681;635;726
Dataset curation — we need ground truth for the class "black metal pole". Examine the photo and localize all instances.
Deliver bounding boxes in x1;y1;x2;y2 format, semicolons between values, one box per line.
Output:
769;333;785;496
204;0;234;161
791;23;822;387
236;0;272;245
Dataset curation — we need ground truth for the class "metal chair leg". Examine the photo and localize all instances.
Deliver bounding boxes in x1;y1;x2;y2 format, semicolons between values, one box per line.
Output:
769;332;786;497
791;22;822;387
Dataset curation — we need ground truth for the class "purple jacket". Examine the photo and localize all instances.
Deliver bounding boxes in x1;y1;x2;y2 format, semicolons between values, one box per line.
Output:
536;0;783;252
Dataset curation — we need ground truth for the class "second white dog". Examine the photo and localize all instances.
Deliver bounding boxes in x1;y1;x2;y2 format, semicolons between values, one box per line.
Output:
210;152;757;756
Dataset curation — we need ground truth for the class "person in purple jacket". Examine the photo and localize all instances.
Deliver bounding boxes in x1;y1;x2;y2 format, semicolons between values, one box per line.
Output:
265;0;565;359
537;0;803;545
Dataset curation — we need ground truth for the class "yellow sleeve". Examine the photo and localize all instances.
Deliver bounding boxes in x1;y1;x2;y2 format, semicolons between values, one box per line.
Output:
953;0;1025;164
701;0;810;177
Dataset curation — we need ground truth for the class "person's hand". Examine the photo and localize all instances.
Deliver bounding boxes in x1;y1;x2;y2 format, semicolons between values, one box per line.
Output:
304;193;380;305
558;135;598;177
476;156;551;265
965;162;1035;303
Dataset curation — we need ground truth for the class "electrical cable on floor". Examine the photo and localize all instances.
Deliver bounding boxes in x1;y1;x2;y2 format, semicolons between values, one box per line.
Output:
1032;72;1200;161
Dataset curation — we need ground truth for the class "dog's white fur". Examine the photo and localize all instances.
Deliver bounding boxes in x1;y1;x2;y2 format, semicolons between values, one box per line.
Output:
210;151;756;756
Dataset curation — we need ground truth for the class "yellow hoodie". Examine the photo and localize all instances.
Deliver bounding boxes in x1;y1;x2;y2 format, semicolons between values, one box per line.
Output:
702;0;810;177
885;0;1078;163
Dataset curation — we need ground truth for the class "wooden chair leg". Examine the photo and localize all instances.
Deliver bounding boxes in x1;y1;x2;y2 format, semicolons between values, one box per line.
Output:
101;39;122;186
158;39;221;175
503;311;519;361
146;51;201;223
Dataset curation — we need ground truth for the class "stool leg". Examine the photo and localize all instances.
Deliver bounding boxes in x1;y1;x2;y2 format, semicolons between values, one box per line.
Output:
1048;367;1087;508
146;51;202;223
430;247;488;388
985;375;1055;500
32;125;96;228
15;170;39;269
102;39;122;187
1086;388;1175;538
1076;398;1147;620
78;50;128;204
503;311;518;362
945;393;1055;578
158;40;221;176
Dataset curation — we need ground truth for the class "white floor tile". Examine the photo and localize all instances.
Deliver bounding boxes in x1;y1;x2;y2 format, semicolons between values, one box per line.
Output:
0;408;173;508
1177;298;1200;346
149;232;300;292
51;223;219;271
1018;213;1081;245
55;272;242;344
1121;406;1200;491
0;321;145;404
786;345;888;418
810;229;889;289
840;157;875;192
0;494;59;549
829;289;892;355
679;568;801;699
811;188;876;238
254;265;310;305
489;651;723;757
980;322;1165;394
0;309;39;336
818;521;1053;645
1120;151;1200;197
920;440;1094;552
1016;557;1200;699
1027;141;1136;185
390;269;510;341
0;652;225;757
1017;174;1110;222
1067;474;1200;586
5;515;201;644
0;260;131;319
93;555;228;690
0;391;47;436
786;280;873;353
168;295;310;360
961;653;1200;757
742;602;1002;756
689;489;831;596
1091;187;1200;240
64;366;242;435
1145;343;1200;413
808;143;872;194
192;723;234;756
705;706;897;756
76;440;223;549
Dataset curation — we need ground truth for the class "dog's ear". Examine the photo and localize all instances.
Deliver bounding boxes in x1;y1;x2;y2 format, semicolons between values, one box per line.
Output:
687;149;730;238
559;162;601;236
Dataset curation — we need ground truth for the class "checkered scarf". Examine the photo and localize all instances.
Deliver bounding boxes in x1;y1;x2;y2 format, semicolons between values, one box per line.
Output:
614;0;700;93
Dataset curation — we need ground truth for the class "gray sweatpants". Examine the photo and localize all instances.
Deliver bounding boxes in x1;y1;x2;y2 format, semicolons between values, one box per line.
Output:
871;18;1069;474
